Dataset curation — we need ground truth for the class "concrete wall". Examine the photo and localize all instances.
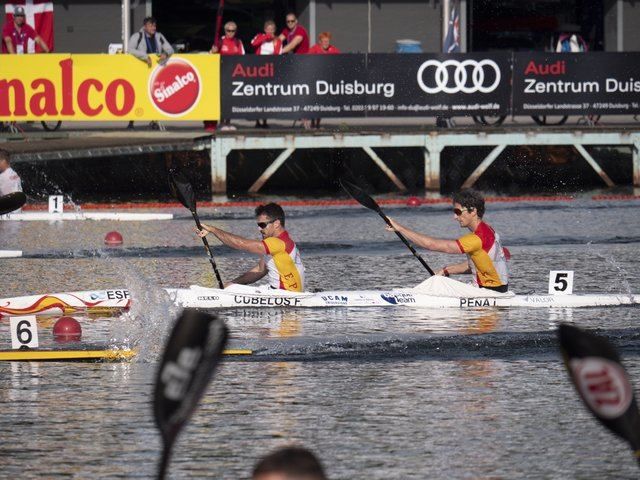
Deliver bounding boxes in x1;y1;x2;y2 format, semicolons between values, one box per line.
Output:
303;0;441;53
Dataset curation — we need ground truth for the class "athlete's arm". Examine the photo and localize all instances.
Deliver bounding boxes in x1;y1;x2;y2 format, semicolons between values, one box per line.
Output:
282;35;302;53
387;217;461;254
197;223;267;255
436;261;470;276
228;259;268;286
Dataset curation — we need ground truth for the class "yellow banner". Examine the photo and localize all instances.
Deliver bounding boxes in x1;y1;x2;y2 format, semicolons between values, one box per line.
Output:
0;54;220;121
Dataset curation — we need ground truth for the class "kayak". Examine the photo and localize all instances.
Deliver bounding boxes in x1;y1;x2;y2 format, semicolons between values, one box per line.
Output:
1;277;639;317
0;346;252;362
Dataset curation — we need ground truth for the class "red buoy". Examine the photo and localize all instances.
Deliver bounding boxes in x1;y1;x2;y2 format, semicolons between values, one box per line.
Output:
406;196;422;207
104;231;123;246
53;316;82;342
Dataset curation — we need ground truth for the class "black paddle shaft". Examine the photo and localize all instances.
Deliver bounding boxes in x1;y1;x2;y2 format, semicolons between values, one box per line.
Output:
340;179;435;276
0;191;26;215
169;171;224;289
154;309;228;480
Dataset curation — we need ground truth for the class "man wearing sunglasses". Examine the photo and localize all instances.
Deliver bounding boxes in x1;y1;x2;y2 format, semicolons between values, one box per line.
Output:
387;189;509;293
279;13;309;54
196;203;305;292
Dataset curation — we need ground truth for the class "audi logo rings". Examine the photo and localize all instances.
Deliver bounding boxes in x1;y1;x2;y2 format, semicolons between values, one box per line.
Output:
417;59;501;94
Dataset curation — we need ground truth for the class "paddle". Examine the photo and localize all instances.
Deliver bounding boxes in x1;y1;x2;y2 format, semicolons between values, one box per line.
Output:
0;191;26;215
214;0;225;50
169;170;224;289
154;308;229;480
340;179;434;275
558;323;640;467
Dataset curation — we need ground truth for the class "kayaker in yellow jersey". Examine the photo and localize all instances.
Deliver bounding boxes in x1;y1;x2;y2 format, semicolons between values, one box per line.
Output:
387;188;509;293
196;203;305;292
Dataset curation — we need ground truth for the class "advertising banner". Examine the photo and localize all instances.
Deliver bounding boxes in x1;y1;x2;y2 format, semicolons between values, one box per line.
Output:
221;53;511;118
513;52;640;115
0;54;220;121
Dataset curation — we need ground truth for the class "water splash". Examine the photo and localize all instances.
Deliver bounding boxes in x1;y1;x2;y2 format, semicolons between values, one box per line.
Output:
586;242;632;295
107;259;180;363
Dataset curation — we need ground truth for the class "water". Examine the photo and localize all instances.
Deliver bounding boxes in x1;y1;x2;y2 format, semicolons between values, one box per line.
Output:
1;197;640;478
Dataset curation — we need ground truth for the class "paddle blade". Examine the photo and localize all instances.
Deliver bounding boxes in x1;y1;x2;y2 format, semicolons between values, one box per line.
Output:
558;323;640;454
340;179;381;213
169;170;196;212
153;309;228;463
0;191;26;215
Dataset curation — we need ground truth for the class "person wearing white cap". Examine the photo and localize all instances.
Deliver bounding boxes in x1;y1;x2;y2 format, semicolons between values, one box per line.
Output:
2;5;50;54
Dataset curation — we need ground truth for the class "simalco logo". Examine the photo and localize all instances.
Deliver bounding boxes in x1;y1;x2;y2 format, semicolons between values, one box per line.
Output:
0;58;135;117
149;58;202;116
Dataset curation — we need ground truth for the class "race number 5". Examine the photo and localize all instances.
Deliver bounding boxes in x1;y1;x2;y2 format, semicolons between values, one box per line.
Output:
48;195;64;213
548;270;574;295
10;316;39;349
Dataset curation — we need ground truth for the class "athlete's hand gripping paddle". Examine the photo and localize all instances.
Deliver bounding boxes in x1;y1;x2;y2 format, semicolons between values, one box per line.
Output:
340;179;434;275
169;170;224;289
558;323;640;468
154;309;228;479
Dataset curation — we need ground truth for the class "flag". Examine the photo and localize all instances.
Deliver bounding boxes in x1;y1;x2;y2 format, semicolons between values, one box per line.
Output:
443;0;460;53
5;1;54;52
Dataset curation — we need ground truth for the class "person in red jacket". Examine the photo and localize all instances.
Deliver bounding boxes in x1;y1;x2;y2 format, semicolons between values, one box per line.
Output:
251;20;282;129
206;21;245;132
251;20;282;55
308;32;340;55
2;5;50;54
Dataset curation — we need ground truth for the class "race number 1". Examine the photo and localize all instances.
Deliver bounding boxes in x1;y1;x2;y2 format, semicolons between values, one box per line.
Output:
549;271;574;295
48;195;64;213
10;316;39;349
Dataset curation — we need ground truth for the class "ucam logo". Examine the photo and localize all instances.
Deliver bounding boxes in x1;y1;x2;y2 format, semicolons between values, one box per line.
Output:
380;294;416;305
149;58;202;116
569;357;632;419
417;59;501;94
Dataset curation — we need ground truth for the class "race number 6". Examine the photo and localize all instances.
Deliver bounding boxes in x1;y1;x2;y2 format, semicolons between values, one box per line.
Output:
48;195;64;213
10;316;39;349
548;270;574;295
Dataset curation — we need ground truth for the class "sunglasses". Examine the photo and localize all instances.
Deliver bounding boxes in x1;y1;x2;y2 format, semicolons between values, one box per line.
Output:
225;29;236;32
257;219;277;229
453;207;473;216
286;20;297;23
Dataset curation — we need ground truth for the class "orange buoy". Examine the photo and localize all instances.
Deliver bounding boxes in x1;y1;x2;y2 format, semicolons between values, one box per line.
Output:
104;231;123;246
53;316;82;342
406;196;422;207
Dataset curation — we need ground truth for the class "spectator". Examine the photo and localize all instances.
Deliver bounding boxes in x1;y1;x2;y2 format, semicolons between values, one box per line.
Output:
307;32;340;128
252;446;328;480
279;13;309;54
251;20;283;129
0;150;23;208
206;21;245;132
308;32;340;54
127;17;173;130
2;5;50;54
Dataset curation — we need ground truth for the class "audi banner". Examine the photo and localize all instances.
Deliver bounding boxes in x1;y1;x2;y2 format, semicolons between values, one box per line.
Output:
221;53;511;118
513;52;640;115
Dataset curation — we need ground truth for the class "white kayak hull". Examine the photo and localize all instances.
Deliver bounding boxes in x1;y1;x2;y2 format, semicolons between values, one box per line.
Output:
2;284;639;317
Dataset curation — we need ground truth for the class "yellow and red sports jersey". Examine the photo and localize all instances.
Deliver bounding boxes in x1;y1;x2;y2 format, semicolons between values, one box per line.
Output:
456;222;509;288
262;231;305;292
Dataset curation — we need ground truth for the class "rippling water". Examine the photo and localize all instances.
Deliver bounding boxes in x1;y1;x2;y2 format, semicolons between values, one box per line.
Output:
1;197;640;478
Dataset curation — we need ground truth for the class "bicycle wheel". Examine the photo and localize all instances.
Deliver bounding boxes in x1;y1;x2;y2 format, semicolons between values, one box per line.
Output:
531;115;568;126
472;115;506;127
41;121;62;131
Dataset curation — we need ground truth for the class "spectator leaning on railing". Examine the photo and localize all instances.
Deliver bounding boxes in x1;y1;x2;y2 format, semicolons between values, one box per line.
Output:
2;5;50;54
127;16;173;130
279;12;309;55
251;20;282;129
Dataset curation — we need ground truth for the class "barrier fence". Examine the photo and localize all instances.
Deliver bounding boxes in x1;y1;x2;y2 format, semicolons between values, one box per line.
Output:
1;52;639;121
